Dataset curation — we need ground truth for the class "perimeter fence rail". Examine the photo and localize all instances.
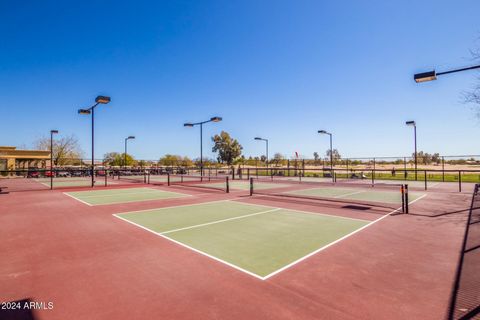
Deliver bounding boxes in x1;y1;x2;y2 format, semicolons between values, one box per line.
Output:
448;183;480;320
0;168;233;193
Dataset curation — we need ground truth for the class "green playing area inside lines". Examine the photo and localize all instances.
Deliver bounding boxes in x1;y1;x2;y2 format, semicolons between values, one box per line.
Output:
186;180;290;190
66;187;188;205
116;201;370;278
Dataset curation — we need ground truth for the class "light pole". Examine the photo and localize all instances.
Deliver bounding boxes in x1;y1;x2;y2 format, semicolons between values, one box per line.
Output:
50;130;58;189
78;96;111;187
318;130;334;181
414;64;480;83
406;121;417;180
184;116;222;176
254;137;269;167
124;136;135;169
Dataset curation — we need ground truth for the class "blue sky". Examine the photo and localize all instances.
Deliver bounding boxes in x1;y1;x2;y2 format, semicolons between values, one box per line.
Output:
1;0;479;161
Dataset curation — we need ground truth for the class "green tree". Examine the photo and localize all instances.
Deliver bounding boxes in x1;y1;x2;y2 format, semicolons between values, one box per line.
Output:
211;131;243;165
326;149;341;164
103;152;135;166
272;153;284;166
159;154;181;166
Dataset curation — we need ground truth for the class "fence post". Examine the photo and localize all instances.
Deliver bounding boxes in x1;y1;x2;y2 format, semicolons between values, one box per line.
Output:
442;156;445;182
459;170;462;192
424;170;427;190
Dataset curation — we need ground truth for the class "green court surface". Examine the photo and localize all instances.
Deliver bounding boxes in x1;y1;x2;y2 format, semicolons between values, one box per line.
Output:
114;201;370;278
284;187;423;204
35;177;117;188
185;180;290;191
65;187;188;206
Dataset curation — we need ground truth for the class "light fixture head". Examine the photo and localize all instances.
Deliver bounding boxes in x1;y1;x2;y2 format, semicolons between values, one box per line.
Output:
95;96;111;104
405;121;416;126
127;136;135;140
210;116;222;122
318;130;328;134
78;109;91;115
184;123;194;127
254;137;262;140
50;130;59;134
414;70;437;83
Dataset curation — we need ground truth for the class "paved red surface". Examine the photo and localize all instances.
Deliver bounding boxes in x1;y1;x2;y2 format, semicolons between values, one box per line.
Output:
0;183;472;319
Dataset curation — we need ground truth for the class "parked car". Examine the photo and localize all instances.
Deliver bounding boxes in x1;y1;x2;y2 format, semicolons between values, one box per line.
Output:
27;168;40;178
45;170;56;177
57;171;71;178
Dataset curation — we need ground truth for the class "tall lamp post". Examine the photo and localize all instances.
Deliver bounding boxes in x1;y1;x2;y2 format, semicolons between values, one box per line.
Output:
78;96;111;187
414;64;480;83
405;121;417;181
318;130;334;181
50;130;58;190
184;116;222;176
254;137;269;167
124;136;135;169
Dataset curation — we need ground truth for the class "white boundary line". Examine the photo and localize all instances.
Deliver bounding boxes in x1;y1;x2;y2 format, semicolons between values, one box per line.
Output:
112;194;429;280
262;192;430;280
63;188;190;206
74;189;185;199
115;199;230;215
335;190;367;198
112;213;265;280
231;199;370;223
161;208;281;234
63;192;93;206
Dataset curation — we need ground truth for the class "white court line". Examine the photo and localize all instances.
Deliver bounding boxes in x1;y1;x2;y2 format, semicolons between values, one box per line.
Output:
334;190;366;198
161;208;281;234
112;213;265;280
115;200;230;216
113;195;429;280
63;188;190;206
63;192;93;206
262;192;429;280
234;198;371;223
74;189;184;199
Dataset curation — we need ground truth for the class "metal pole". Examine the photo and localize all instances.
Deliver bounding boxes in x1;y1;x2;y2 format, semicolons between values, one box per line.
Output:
442;156;445;182
124;138;127;169
91;107;95;187
329;134;333;182
414;125;417;181
200;123;203;176
266;140;269;168
50;132;53;190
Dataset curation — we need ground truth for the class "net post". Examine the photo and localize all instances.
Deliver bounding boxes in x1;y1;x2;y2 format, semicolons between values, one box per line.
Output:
250;177;253;196
424;170;427;190
459;170;462;192
247;168;250;180
401;184;405;213
105;169;108;186
147;170;150;184
168;173;171;186
226;176;229;193
371;169;374;186
404;184;409;214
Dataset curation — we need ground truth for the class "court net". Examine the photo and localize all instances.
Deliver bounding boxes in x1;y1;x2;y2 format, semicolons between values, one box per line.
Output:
249;178;408;213
167;174;230;193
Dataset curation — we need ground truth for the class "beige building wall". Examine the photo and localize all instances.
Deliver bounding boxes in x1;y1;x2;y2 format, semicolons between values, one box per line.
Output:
0;146;51;170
